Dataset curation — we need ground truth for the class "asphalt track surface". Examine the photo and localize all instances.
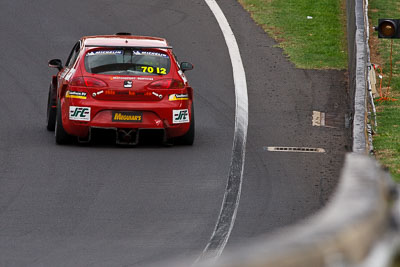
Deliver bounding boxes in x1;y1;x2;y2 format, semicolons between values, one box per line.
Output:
0;1;350;266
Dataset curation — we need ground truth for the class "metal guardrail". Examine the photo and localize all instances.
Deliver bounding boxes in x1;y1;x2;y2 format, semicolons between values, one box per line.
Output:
350;0;368;154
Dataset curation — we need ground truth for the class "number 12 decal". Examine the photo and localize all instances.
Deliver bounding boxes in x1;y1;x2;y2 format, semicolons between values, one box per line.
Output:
141;67;167;74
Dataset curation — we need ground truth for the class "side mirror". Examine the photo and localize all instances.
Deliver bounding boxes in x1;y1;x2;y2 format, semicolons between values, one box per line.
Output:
48;59;63;71
180;62;194;72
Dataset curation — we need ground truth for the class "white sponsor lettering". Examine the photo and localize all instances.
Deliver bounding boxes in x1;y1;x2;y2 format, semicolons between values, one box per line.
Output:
111;76;154;81
132;50;168;58
87;50;123;56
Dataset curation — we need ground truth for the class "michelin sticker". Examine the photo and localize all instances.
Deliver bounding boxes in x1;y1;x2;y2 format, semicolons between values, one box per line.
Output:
133;50;168;58
173;109;189;124
69;106;91;121
87;50;122;56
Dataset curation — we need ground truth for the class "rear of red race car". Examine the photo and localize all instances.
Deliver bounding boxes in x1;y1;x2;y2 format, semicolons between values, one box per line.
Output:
47;34;195;145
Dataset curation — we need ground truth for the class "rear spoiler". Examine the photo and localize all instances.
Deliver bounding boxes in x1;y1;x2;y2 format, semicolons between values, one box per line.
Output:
85;45;172;49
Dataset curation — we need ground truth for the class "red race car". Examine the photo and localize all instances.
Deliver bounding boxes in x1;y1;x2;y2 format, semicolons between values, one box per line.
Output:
47;33;194;145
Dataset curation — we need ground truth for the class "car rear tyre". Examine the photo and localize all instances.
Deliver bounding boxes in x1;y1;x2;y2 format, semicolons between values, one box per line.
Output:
55;100;71;145
175;105;195;145
46;85;56;131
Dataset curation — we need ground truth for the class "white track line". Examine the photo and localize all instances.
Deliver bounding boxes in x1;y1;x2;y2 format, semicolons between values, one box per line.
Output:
198;0;248;262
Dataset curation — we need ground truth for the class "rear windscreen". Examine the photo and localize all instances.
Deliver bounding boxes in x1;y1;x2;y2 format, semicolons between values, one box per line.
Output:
84;49;171;75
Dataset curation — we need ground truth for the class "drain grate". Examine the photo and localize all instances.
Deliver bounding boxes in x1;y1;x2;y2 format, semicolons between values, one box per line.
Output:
264;146;326;153
312;110;348;128
312;111;326;127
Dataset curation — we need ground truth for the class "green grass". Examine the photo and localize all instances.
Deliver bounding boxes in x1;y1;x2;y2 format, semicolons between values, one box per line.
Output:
369;0;400;181
239;0;348;69
373;107;400;179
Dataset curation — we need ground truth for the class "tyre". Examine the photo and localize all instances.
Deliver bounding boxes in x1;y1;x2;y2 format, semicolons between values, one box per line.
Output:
175;105;195;145
46;85;57;131
55;100;71;145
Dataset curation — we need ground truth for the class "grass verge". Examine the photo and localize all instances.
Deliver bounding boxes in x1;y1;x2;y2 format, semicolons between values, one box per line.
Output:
369;0;400;181
238;0;348;69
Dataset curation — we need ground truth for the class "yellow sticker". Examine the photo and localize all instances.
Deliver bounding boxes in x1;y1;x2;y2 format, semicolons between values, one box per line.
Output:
112;111;143;122
141;66;167;75
169;94;189;101
66;91;87;99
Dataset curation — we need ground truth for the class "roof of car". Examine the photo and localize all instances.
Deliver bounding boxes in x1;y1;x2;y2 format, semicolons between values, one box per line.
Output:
82;35;170;49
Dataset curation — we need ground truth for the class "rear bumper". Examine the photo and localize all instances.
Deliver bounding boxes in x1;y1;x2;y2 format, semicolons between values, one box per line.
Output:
61;97;192;138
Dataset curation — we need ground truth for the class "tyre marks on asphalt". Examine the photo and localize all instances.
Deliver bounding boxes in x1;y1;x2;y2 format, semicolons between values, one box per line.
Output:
198;0;248;262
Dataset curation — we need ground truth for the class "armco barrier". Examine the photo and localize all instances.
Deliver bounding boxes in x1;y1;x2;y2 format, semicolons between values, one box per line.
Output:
348;0;369;153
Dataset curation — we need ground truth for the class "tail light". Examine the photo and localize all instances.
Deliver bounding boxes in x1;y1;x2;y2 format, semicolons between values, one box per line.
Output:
147;79;184;89
70;77;108;88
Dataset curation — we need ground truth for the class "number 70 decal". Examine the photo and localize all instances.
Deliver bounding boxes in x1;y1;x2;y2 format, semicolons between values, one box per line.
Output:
141;66;167;74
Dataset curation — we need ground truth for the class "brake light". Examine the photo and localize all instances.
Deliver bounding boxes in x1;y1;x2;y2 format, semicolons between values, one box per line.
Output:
147;79;184;89
70;77;108;88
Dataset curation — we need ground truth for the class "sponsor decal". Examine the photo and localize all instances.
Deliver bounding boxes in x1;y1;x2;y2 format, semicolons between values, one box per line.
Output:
116;91;129;95
105;90;115;95
173;109;189;124
110;76;154;81
133;92;152;96
132;50;169;58
124;80;133;88
112;111;143;122
69;106;91;121
137;77;154;81
169;94;189;101
111;76;133;80
140;66;167;75
87;50;122;56
66;91;87;99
